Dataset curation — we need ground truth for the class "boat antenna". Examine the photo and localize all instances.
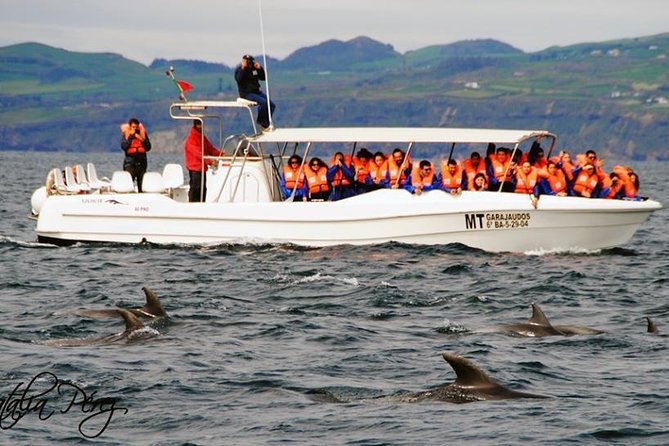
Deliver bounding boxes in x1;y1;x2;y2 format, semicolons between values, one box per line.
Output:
258;0;274;129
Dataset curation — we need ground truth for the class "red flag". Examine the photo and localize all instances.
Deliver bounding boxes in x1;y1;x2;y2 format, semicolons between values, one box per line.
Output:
176;80;194;93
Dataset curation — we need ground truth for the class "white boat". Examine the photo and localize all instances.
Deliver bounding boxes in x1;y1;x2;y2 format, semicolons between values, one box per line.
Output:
31;99;662;252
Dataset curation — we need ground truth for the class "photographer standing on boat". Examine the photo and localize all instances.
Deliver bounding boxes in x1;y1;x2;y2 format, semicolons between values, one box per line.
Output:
120;117;151;192
234;54;276;132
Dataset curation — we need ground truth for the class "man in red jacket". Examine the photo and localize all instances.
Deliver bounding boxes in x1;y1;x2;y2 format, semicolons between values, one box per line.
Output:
184;120;223;202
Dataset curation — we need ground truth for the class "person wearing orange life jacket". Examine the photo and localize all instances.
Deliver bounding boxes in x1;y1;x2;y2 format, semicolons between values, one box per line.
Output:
514;161;541;194
611;165;640;199
304;157;330;201
327;151;356;201
555;150;576;184
120;117;152;192
537;161;569;196
184;120;223;202
461;151;487;190
470;172;488;191
600;172;625;199
572;163;601;198
487;147;516;192
367;151;389;189
405;160;438;195
385;148;412;189
280;155;307;201
352;148;373;194
576;150;608;186
438;159;466;195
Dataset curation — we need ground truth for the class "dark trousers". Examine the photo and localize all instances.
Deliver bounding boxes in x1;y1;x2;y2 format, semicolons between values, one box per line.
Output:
189;170;207;202
244;92;276;129
123;156;147;192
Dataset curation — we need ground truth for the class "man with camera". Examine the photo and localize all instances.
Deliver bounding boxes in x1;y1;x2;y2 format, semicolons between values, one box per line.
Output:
120;117;152;192
234;54;276;132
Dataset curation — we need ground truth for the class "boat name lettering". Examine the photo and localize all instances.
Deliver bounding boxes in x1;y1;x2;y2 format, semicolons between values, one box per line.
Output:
465;213;531;230
134;207;149;212
81;198;105;204
485;213;530;222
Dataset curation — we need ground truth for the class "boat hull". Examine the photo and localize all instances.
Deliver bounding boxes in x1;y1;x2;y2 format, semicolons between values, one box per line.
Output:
34;189;662;252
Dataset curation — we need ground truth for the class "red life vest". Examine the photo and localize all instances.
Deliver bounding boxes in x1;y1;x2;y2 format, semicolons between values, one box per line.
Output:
283;165;305;190
462;159;487;185
515;167;538;194
121;123;147;155
368;159;388;184
411;162;436;187
573;170;599;196
304;166;329;194
439;161;463;189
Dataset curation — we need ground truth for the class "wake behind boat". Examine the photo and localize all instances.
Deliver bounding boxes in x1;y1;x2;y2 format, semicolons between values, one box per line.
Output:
30;99;662;252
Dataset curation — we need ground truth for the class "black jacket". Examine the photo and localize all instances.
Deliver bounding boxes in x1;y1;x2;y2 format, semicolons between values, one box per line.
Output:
234;64;266;97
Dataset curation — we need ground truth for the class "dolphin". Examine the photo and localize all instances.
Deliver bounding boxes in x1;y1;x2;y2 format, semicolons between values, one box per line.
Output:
76;287;167;320
308;352;548;404
480;303;604;337
389;352;548;403
646;317;659;334
43;309;150;347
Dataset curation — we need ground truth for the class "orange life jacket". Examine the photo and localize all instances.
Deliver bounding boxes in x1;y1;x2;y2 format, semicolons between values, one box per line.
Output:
329;155;353;187
121;123;147;155
283;164;305;190
368;159;388;184
545;170;567;194
304;166;329;194
612;165;638;198
352;158;370;183
515;167;538;194
461;159;487;185
439;161;463;189
560;160;575;182
387;154;410;186
411;162;436;187
573;170;599;197
490;156;511;181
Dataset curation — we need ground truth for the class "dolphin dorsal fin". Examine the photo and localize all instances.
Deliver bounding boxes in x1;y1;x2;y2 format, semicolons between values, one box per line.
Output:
140;287;166;318
528;303;553;327
442;352;497;388
646;317;659;334
116;308;144;332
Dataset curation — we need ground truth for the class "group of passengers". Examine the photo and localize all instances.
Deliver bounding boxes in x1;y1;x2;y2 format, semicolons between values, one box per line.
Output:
280;142;642;202
482;142;642;200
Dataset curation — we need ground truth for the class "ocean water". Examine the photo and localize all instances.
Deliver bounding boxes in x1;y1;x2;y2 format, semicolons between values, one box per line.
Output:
1;151;667;445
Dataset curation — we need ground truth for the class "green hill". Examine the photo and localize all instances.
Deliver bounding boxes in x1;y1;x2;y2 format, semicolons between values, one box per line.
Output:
1;35;668;159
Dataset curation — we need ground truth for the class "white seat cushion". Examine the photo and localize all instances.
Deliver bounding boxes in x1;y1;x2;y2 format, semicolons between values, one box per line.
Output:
142;172;165;193
110;171;135;193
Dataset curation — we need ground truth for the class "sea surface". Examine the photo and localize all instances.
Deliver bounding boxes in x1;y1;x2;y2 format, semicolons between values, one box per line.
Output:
0;151;667;445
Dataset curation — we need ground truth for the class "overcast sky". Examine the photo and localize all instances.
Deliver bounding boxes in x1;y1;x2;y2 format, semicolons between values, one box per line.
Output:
1;0;667;66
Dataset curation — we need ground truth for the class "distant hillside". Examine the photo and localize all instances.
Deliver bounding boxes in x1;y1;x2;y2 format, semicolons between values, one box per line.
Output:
280;36;401;71
1;34;668;160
